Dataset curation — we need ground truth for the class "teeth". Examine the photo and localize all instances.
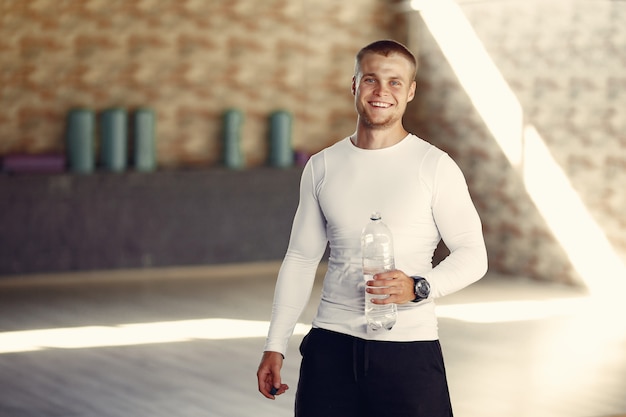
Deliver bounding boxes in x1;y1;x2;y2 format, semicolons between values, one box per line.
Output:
371;102;390;108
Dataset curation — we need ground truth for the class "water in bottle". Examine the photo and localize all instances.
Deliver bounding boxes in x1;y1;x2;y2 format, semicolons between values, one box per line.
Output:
361;212;397;332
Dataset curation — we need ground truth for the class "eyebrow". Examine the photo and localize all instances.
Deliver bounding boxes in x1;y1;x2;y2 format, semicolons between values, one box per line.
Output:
361;72;404;81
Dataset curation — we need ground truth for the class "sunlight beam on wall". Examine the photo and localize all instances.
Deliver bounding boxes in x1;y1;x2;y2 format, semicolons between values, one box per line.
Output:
413;0;523;168
409;0;626;298
523;126;626;297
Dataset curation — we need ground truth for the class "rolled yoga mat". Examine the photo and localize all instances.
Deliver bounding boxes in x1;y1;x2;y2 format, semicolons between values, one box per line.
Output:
222;108;244;169
66;108;95;174
101;108;128;172
134;108;156;172
268;110;293;168
2;154;66;174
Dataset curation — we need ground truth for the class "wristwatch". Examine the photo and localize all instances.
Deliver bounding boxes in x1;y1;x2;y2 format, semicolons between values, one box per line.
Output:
411;276;430;303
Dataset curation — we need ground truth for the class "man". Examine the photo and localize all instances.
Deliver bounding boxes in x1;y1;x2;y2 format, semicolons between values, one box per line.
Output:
257;39;488;417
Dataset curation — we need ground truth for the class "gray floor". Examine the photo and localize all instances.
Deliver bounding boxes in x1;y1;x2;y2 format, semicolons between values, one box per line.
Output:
0;263;624;417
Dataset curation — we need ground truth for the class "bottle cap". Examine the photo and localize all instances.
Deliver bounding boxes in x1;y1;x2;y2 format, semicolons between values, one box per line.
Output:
370;212;381;221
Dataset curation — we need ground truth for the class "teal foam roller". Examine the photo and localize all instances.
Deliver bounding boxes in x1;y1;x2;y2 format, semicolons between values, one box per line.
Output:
269;110;293;168
223;109;244;169
66;108;95;174
134;108;156;172
101;108;128;172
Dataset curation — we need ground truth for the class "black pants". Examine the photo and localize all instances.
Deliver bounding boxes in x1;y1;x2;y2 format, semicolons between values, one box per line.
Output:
295;328;453;417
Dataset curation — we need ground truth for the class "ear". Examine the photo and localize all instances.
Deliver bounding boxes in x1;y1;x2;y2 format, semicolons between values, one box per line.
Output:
351;76;356;96
407;81;416;102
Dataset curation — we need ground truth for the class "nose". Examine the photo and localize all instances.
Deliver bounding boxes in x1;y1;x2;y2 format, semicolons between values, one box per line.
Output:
374;83;389;96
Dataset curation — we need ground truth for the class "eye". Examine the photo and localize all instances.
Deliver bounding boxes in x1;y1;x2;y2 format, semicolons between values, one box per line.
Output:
363;77;376;84
390;80;401;87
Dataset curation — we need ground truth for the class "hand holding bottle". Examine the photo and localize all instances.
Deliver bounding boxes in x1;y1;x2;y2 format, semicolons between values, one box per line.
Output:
365;269;417;304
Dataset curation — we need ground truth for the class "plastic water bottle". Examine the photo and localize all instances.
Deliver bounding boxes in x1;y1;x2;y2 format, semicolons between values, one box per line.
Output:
361;212;397;332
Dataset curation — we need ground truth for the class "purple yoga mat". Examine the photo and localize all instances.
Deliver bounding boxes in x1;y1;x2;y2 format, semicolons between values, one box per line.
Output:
2;154;66;174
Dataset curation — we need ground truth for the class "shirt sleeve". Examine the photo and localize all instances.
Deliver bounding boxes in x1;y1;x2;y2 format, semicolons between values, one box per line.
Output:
424;154;488;298
263;158;328;356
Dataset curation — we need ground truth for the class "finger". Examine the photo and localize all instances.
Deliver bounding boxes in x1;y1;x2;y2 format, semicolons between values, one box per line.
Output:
373;271;396;281
368;284;408;304
262;378;282;399
270;362;283;389
367;277;402;291
257;370;274;399
267;373;283;399
367;277;395;287
258;368;281;399
272;383;290;396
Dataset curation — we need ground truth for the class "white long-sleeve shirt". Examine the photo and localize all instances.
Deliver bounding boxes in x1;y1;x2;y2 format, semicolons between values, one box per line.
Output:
264;134;488;355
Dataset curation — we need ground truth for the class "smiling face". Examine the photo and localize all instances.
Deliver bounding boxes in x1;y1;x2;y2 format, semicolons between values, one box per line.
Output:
352;52;416;131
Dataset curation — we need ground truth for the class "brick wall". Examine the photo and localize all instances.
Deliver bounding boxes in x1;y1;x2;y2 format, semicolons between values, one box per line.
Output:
0;0;391;167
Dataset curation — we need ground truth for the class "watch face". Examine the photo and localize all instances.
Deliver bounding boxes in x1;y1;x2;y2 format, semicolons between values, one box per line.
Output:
411;277;430;302
416;280;430;297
